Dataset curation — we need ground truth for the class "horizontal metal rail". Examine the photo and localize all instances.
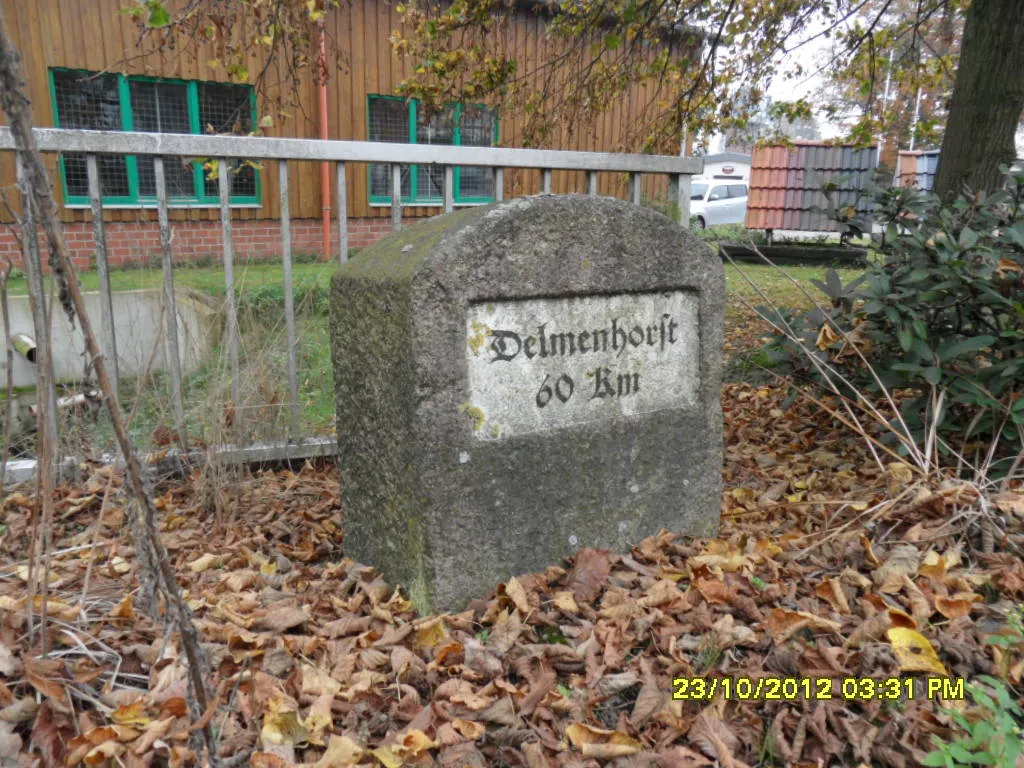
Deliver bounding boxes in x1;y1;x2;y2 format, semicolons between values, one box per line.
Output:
2;126;701;466
0;127;704;174
2;437;340;487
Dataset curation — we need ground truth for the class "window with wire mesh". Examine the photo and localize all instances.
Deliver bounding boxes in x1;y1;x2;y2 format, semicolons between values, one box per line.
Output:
130;80;195;197
457;105;497;199
368;97;413;199
199;83;257;198
416;106;455;199
368;96;497;204
52;70;130;198
50;69;259;206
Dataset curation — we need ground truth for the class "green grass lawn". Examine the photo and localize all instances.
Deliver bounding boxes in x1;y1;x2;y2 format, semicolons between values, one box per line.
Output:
9;259;853;309
725;262;862;308
6;260;338;298
5;257;855;455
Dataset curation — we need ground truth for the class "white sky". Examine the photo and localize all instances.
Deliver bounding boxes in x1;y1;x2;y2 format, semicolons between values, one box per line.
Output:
762;12;1024;153
765;15;845;139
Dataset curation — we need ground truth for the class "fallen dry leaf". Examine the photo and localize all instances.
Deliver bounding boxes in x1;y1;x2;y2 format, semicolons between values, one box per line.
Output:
887;627;948;676
261;695;309;747
314;735;365;767
565;722;643;759
502;576;531;614
187;552;223;572
567;548;611;603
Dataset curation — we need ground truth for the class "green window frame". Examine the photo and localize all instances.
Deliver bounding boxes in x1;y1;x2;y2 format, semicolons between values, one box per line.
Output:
367;95;500;206
49;67;261;207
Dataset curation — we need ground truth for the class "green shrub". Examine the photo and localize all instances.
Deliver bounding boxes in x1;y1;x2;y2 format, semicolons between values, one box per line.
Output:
236;276;329;317
761;168;1024;473
923;675;1023;768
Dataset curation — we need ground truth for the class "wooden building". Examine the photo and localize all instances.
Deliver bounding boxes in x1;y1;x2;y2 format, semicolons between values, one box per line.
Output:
0;0;695;266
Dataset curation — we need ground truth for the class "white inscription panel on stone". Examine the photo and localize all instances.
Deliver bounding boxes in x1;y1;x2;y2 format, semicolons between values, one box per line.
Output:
465;291;699;440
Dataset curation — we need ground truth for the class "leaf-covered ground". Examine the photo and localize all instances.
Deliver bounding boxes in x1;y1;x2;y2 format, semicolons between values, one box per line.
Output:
2;321;1023;766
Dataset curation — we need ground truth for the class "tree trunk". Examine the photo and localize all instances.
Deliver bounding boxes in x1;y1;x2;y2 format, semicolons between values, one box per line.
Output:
933;0;1024;199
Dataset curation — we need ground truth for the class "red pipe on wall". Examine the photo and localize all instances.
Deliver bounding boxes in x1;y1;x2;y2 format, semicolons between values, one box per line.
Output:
318;13;331;261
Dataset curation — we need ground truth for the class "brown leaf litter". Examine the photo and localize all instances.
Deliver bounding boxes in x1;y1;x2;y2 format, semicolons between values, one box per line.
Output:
0;382;1021;766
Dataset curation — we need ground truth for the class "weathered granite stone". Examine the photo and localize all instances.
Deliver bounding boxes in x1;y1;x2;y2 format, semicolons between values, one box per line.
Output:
330;194;724;612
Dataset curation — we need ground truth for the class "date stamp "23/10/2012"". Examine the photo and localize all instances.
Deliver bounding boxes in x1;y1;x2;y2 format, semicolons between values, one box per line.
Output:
672;676;967;702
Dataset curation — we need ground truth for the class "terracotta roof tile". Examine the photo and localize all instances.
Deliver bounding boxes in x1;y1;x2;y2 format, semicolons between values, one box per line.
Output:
897;150;940;191
745;143;878;231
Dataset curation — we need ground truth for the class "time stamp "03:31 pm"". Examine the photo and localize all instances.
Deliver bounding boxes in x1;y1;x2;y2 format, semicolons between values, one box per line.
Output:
672;677;967;701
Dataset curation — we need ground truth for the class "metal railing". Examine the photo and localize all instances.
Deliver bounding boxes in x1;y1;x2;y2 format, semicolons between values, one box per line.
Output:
0;127;701;456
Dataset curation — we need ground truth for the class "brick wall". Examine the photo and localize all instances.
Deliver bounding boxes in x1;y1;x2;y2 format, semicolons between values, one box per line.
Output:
0;217;416;270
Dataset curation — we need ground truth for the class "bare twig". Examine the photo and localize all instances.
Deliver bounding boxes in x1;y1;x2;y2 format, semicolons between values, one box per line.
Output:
0;11;219;764
0;254;15;493
725;247;929;471
726;257;897;471
79;475;114;622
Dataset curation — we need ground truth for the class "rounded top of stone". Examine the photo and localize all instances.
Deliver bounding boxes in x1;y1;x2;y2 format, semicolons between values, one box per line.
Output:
467;193;678;234
340;194;715;291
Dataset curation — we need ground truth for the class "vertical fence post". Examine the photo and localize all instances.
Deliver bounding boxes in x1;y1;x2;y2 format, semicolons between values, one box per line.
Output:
14;154;58;462
279;160;300;439
630;173;642;205
336;162;348;264
677;174;692;224
494;168;504;202
218;159;242;442
85;154;119;402
668;174;681;223
588;171;599;196
542;169;552;194
443;165;454;213
391;164;402;232
153;157;187;447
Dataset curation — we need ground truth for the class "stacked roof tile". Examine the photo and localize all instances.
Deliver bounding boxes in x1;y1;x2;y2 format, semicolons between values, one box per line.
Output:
745;142;878;232
896;150;941;191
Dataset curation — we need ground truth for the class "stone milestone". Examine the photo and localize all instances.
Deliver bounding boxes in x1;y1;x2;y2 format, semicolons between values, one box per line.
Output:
330;194;725;612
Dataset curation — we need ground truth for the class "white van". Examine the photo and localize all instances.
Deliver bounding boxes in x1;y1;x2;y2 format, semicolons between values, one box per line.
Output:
689;179;748;229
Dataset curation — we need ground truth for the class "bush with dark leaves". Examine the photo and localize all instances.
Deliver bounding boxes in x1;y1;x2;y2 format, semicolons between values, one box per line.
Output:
762;168;1024;473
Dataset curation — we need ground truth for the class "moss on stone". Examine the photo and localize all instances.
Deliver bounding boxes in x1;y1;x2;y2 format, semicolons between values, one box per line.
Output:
459;402;486;432
467;321;490;356
336;206;487;282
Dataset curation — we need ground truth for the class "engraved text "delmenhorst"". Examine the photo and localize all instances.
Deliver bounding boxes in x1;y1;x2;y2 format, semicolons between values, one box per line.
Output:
487;315;680;363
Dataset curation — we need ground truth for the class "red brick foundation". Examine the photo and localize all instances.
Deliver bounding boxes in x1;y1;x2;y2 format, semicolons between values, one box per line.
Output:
0;217;417;271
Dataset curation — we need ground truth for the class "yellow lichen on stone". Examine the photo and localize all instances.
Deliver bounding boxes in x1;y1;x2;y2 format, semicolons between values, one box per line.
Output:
467;322;491;356
459;402;487;431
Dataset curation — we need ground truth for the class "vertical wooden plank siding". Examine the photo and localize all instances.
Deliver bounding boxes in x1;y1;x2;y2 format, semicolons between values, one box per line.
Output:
494;168;505;201
1;0;698;224
352;0;370;217
79;0;103;72
668;174;681;222
335;8;353;145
